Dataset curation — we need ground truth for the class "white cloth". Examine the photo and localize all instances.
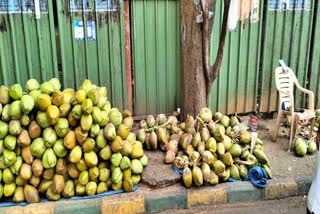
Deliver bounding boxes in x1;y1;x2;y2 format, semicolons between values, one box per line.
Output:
227;0;241;31
251;0;259;23
308;151;320;213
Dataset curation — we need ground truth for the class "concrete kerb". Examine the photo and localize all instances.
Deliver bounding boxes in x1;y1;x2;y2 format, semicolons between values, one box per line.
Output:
0;176;312;214
144;185;188;214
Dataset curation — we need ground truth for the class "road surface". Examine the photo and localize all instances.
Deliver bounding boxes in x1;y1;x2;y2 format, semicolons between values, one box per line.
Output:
158;196;307;214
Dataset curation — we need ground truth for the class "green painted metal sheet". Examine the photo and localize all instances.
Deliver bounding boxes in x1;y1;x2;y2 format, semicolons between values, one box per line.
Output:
208;0;264;114
259;0;315;112
0;0;58;86
309;3;320;108
131;0;180;116
57;0;127;110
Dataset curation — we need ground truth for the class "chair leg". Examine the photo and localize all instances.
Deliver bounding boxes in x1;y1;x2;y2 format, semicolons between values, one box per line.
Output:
272;111;283;142
310;118;315;139
289;116;297;152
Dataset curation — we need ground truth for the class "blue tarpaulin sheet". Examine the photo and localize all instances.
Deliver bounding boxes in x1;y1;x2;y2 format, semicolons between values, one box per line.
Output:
0;183;140;207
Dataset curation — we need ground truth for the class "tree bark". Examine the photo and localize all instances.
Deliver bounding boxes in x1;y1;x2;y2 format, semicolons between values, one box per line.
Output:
180;0;230;120
180;0;207;120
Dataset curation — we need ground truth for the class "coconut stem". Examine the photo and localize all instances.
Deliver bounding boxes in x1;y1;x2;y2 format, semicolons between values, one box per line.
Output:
144;117;173;132
195;116;207;129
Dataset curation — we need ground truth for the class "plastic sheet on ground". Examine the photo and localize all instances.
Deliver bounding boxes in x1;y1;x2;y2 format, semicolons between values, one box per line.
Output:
0;183;141;207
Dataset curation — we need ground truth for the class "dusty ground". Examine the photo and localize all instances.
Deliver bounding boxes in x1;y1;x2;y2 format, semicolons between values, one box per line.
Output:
258;118;316;179
141;118;317;189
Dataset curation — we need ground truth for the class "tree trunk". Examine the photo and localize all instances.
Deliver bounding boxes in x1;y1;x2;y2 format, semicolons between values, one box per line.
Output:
180;0;230;120
180;1;207;120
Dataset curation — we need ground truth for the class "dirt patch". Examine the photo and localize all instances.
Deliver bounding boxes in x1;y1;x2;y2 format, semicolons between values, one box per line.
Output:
257;118;316;179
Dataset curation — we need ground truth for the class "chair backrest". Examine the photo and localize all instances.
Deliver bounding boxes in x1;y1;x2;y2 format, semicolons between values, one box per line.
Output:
274;66;297;110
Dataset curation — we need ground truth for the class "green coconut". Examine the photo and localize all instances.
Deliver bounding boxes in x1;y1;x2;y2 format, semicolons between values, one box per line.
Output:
0;86;10;105
53;139;68;158
213;160;225;174
131;159;143;174
295;138;307;157
29;90;41;108
90;124;100;138
308;139;317;154
102;101;111;113
0;121;9;140
20;95;35;114
36;111;50;129
80;79;93;94
43;127;58;148
26;79;40;92
192;166;203;186
222;152;233;166
240;131;251;144
228;143;242;158
214;124;225;142
230;165;240;180
216;142;225;157
239;164;248;178
3;149;17;167
8;120;21;136
139;155;148;167
87;89;100;105
109;110;123;128
9;101;22;120
199;107;213;122
253;149;269;164
99;111;109;127
54;118;69;138
49;78;61;91
221;115;230;128
40;81;55;95
111;167;123;184
4;135;17;151
80;114;93;132
120;156;131;170
213;112;223;121
2;104;10;122
81;99;93;115
31;138;46;158
223;136;233;150
20;114;30;127
92;107;102;124
230;116;239;127
42;148;57;169
9;84;23;100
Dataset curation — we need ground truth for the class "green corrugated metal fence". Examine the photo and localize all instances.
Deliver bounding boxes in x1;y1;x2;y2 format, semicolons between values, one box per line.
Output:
131;0;264;115
259;0;315;112
208;0;264;114
309;2;320;108
57;0;127;110
1;0;319;115
131;0;180;116
0;0;58;86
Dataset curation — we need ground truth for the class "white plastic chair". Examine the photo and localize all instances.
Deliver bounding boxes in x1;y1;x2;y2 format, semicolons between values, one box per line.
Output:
272;66;315;152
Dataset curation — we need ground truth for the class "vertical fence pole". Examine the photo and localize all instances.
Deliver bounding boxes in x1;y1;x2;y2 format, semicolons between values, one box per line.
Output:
124;0;133;112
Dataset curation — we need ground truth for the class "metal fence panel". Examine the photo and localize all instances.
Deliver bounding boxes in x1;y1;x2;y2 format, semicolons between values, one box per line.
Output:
57;0;127;110
309;2;320;108
131;0;180;116
0;0;57;86
208;0;264;114
259;0;315;112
